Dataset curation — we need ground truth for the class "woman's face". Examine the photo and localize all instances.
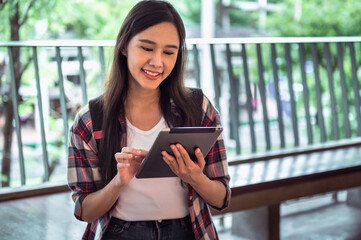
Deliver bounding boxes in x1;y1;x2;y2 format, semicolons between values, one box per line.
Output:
124;22;180;91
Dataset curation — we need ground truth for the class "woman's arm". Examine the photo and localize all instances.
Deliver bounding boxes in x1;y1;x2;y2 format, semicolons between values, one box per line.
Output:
190;174;226;209
81;175;123;223
81;147;147;223
162;144;226;208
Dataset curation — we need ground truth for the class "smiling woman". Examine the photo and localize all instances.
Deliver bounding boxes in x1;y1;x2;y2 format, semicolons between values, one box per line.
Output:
67;1;231;240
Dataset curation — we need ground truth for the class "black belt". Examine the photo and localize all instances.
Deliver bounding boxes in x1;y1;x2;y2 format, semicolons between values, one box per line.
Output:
110;214;191;227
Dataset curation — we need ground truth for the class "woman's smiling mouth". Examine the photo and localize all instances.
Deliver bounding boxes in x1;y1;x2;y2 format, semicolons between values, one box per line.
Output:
142;69;162;79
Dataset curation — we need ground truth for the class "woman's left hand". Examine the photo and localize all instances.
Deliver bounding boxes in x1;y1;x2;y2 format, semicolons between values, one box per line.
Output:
162;144;206;186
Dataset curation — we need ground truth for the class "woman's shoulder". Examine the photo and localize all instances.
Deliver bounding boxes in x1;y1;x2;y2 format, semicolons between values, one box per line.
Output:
187;87;203;96
74;95;103;124
186;87;205;104
186;87;213;108
73;104;91;123
185;87;220;125
70;104;94;135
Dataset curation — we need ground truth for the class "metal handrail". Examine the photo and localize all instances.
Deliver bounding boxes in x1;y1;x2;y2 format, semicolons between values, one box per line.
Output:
0;36;361;47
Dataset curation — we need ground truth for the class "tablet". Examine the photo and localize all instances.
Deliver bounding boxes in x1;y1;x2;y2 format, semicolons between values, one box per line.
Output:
135;127;223;178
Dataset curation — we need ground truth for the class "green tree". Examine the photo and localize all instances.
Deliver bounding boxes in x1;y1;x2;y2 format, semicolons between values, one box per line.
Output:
54;0;135;40
267;0;361;37
0;0;58;187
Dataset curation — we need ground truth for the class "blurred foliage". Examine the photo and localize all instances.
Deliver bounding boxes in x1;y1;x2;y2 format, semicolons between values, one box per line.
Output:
0;0;57;40
169;0;201;25
56;0;136;40
266;0;361;37
228;8;258;27
1;0;361;41
0;0;136;41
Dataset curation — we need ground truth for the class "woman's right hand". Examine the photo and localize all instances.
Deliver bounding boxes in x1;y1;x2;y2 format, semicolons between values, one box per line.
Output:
114;147;147;187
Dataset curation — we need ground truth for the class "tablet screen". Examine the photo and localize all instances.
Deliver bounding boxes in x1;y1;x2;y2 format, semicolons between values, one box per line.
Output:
136;127;222;178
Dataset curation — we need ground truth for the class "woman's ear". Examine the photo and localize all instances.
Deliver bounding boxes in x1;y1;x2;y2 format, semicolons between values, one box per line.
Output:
121;48;127;56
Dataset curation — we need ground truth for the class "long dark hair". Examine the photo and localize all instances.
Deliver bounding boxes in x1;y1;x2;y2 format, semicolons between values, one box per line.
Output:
99;0;199;183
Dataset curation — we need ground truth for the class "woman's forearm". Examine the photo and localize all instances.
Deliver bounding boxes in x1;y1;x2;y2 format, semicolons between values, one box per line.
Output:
191;174;226;209
81;176;122;223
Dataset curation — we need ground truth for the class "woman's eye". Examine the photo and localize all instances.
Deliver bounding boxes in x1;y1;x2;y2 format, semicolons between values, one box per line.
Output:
141;47;152;52
164;51;175;55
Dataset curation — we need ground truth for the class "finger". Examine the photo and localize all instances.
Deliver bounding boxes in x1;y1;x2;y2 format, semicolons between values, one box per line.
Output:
122;148;148;157
161;150;175;162
131;149;147;164
134;149;148;158
171;144;185;169
162;150;178;172
133;155;144;164
117;162;130;169
194;148;206;169
120;147;134;153
176;144;193;167
133;149;148;162
114;152;133;162
115;152;130;158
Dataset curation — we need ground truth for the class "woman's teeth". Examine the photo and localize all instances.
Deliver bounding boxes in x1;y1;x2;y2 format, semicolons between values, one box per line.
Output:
143;69;160;76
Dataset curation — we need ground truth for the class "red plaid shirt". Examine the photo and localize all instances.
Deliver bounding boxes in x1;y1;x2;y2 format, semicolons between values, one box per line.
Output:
68;93;231;240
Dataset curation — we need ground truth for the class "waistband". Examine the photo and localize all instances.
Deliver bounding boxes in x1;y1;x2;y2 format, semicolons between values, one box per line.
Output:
110;214;192;227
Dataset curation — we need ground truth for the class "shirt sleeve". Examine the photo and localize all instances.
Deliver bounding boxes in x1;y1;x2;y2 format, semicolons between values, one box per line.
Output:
201;95;231;211
67;105;103;221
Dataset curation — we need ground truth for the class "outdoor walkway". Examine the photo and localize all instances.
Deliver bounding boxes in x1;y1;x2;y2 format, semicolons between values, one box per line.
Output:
213;191;361;240
1;191;361;239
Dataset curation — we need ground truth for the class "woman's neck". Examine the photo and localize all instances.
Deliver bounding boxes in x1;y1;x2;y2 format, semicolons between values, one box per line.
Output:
127;88;160;107
125;85;162;131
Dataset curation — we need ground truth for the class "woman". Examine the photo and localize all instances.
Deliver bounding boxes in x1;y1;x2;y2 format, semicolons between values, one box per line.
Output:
68;1;231;239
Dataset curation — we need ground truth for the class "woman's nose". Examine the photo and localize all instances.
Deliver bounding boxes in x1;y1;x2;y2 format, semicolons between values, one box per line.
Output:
149;51;163;68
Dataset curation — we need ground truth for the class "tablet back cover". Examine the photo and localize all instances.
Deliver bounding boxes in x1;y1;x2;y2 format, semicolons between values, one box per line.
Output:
136;127;222;178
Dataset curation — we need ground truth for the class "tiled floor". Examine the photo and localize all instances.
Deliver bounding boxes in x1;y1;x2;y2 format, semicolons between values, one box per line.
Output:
1;191;361;240
216;191;361;240
280;193;361;240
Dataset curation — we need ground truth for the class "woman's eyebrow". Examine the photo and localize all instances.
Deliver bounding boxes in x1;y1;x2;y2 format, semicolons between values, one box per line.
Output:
139;39;179;49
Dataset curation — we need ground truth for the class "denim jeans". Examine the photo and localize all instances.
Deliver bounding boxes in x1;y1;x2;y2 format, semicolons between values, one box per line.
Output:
102;215;196;240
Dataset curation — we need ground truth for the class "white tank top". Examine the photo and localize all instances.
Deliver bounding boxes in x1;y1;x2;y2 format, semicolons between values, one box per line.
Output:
112;117;189;221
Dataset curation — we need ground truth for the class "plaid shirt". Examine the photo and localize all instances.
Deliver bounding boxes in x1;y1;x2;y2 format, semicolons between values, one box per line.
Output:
68;93;231;240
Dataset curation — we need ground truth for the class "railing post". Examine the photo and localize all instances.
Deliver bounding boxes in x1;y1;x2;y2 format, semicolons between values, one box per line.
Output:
226;44;241;154
210;44;221;111
348;42;361;136
336;42;351;139
284;43;299;147
78;46;88;105
55;47;69;151
99;46;106;88
241;43;256;153
256;43;271;150
192;45;201;88
270;44;285;148
298;43;313;144
8;46;26;185
33;46;50;181
324;43;339;140
311;43;326;142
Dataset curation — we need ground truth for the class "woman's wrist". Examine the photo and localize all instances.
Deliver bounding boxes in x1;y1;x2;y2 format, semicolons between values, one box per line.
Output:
111;174;124;195
189;172;208;189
